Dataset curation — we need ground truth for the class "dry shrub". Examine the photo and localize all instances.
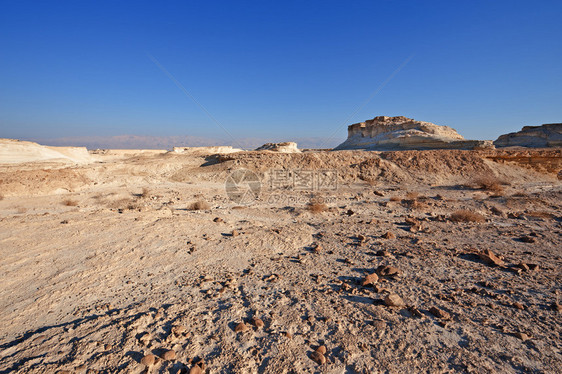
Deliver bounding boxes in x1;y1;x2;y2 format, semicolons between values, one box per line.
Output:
403;199;427;210
450;210;485;223
307;201;328;214
471;176;507;194
188;200;210;210
62;199;78;206
106;198;141;211
406;191;419;200
389;196;401;202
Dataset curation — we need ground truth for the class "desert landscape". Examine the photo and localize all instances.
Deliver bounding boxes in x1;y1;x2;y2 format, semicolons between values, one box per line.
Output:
0;118;561;373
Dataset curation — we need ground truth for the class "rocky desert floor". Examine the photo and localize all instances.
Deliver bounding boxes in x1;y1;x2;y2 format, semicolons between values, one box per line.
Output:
0;149;561;373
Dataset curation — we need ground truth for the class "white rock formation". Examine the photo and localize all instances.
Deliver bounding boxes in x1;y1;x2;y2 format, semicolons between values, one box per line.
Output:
255;142;301;153
0;138;94;164
334;116;493;151
494;123;561;148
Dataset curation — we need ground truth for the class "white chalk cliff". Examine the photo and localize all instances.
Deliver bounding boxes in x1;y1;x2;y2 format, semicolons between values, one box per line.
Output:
334;116;493;151
255;142;301;153
494;123;562;148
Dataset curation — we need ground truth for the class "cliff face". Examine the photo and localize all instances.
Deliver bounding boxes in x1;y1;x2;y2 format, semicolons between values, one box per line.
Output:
335;116;493;151
494;123;562;148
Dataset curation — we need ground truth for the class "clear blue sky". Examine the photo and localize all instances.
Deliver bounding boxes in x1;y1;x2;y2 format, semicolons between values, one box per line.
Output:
1;0;561;143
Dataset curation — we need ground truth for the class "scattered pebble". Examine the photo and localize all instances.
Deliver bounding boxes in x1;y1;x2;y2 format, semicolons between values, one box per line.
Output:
315;345;327;355
310;350;326;365
376;265;401;277
382;231;396;239
429;306;451;320
161;349;176;361
514;332;530;341
361;273;379;286
140;354;157;366
234;322;250;333
384;293;405;307
251;317;265;329
213;217;223;222
478;249;504;267
512;302;525;310
189;365;203;374
551;302;562;312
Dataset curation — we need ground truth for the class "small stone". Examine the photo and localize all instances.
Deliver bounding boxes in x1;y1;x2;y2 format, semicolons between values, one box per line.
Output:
514;332;529;341
345;209;354;216
234;322;249;333
512;302;525;310
172;325;187;336
519;236;535;243
231;230;240;237
478;249;504;267
282;331;293;338
357;234;366;242
161;349;176;361
551;302;562;312
382;231;396;239
251;317;265;329
384;293;405;307
408;306;424;318
310;350;326;365
361;273;379;286
376;265;401;277
429;306;451;320
141;354;157;366
372;320;386;329
516;262;530;271
213;217;223;223
375;249;391;257
315;345;327;355
104;344;112;351
189;365;202;374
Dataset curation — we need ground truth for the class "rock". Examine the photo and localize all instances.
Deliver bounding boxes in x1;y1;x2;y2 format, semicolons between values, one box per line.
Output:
375;249;391;257
372;320;386;329
234;322;250;333
516;262;530;271
429;306;451;320
334;115;494;151
283;331;293;338
376;265;401;277
310;350;326;365
255;142;301;153
172;325;187;336
231;230;240;237
384;293;405;307
382;231;396;239
345;209;355;216
512;302;525;310
514;332;530;341
141;354;157;366
161;349;176;361
519;235;536;243
551;302;562;312
315;345;327;355
104;344;112;351
189;365;202;374
213;217;223;223
478;250;504;267
494;123;562;148
408;306;424;318
357;234;366;242
251;317;265;329
361;273;379;286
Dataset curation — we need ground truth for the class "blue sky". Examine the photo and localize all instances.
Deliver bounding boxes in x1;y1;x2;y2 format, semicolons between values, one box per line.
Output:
1;0;561;145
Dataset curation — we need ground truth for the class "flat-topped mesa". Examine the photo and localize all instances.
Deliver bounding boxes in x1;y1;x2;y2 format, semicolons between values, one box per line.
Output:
494;123;562;148
335;115;493;151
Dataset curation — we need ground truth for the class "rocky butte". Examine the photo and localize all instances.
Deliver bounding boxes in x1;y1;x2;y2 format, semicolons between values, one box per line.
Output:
494;123;562;148
334;116;493;151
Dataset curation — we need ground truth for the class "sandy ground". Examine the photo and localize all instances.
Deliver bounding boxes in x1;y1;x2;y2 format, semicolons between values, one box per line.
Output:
0;149;561;373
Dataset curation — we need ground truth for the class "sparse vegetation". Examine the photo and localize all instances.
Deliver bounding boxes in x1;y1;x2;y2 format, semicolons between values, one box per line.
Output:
62;199;78;206
470;176;507;194
187;200;210;210
389;196;401;202
450;210;486;223
307;201;328;214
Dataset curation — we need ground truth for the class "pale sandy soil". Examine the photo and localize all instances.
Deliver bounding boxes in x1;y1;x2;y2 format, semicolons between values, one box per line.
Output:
0;149;561;373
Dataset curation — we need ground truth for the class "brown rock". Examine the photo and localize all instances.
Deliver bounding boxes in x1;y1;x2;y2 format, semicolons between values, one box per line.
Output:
514;332;529;341
551;302;562;312
376;265;401;277
512;302;525;310
172;325;187;336
361;273;379;286
384;293;405;307
310;350;326;365
516;262;530;271
372;320;386;329
189;365;202;374
429;306;451;320
382;231;396;239
251;317;265;329
141;354;157;366
519;235;535;243
315;345;327;355
478;250;504;267
161;349;176;361
213;217;223;223
231;230;240;237
357;234;366;242
234;322;249;333
283;331;293;338
375;249;391;257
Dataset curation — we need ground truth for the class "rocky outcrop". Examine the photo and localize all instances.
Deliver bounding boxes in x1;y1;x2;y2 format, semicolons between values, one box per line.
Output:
494;123;562;148
334;116;493;151
0;138;94;164
173;146;242;154
255;142;301;153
